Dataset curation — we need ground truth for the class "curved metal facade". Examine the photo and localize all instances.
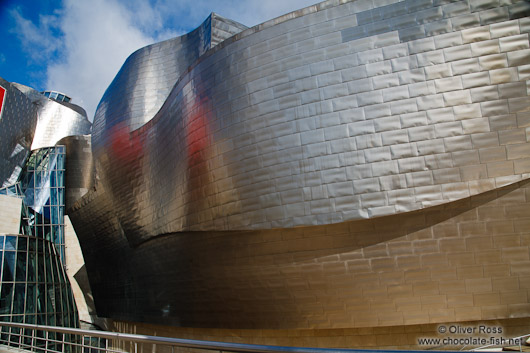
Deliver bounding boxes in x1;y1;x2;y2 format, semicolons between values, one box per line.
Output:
71;0;530;332
91;0;530;245
94;13;247;132
0;78;38;187
0;79;92;188
58;135;95;210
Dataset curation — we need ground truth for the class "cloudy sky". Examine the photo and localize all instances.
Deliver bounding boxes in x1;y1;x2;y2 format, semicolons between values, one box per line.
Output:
1;0;318;120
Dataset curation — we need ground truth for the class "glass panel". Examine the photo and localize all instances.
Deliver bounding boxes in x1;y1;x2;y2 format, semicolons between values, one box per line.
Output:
44;225;52;242
25;284;36;314
15;251;27;282
37;249;44;283
60;282;69;315
3;251;15;281
46;284;55;313
50;187;57;206
56;171;64;189
13;284;26;314
28;252;36;282
53;225;62;244
45;253;53;283
5;236;16;251
58;188;64;206
51;209;61;227
0;283;13;314
37;284;45;313
59;247;65;266
47;312;55;326
17;237;27;251
34;170;42;189
28;237;36;252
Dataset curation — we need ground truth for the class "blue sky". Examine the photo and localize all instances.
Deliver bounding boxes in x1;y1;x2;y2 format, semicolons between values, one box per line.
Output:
1;0;318;120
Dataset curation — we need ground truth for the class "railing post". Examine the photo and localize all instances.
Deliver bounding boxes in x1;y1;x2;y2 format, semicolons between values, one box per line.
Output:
18;326;22;348
31;327;36;352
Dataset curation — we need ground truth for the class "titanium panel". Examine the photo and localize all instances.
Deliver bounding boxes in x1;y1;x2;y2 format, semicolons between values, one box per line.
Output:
0;78;38;187
0;78;92;187
89;0;530;244
58;135;95;210
70;0;530;331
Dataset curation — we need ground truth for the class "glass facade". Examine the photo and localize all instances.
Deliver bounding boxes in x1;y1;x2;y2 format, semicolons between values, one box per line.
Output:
0;234;79;349
0;147;66;263
0;146;79;348
41;91;71;103
0;234;78;326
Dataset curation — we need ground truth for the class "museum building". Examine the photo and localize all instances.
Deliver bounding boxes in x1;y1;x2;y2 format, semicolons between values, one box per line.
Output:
1;0;530;349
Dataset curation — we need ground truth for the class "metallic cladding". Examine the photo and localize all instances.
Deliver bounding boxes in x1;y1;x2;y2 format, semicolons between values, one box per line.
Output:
70;0;530;330
0;78;92;188
58;135;95;210
0;78;39;186
69;179;530;328
12;82;93;151
93;13;247;133
90;0;530;244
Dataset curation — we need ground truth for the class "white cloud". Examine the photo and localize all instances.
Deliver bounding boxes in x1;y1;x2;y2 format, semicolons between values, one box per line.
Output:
10;8;62;63
45;0;180;121
13;0;318;121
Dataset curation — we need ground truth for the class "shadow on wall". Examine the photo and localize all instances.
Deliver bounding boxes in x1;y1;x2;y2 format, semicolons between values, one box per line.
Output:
71;177;530;329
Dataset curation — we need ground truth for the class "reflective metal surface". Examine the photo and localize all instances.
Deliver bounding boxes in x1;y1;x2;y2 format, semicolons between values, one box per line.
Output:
71;0;530;331
0;78;38;187
94;13;247;132
58;135;94;210
71;179;530;329
90;0;530;242
0;78;92;188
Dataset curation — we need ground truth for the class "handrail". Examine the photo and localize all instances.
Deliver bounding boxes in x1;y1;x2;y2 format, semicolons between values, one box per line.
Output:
0;321;465;353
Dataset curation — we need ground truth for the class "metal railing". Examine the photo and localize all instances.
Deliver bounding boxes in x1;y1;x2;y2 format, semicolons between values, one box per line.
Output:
0;321;526;353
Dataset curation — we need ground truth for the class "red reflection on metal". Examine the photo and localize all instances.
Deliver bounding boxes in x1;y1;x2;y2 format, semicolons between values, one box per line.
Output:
108;121;143;163
186;96;211;169
0;85;6;119
185;92;213;210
